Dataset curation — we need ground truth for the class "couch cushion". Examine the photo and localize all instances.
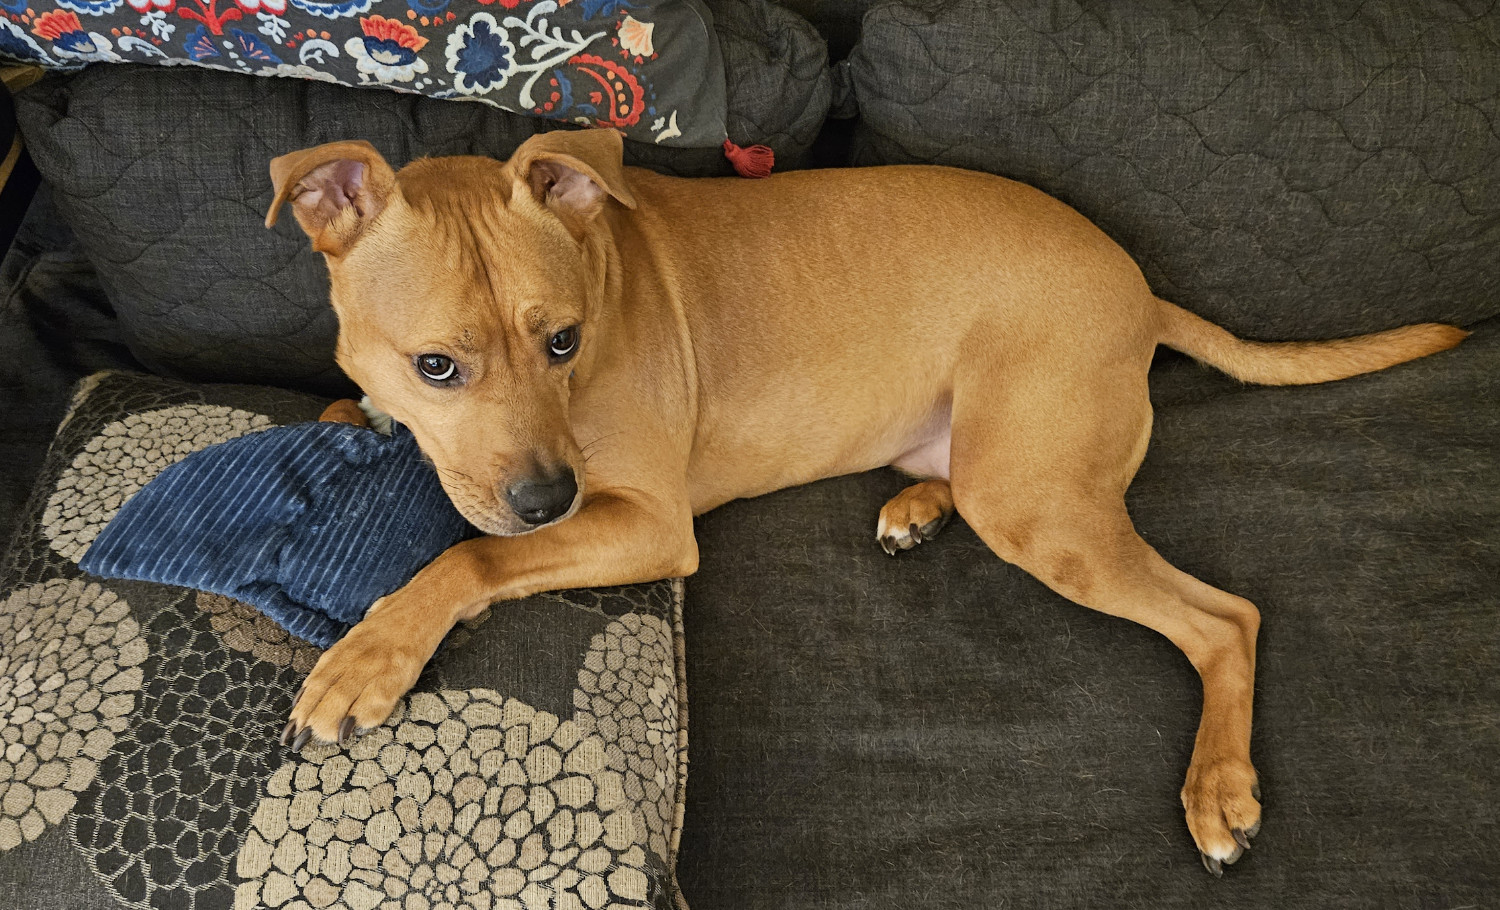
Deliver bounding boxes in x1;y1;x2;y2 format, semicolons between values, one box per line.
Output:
714;0;833;160
675;319;1500;906
0;183;143;550
13;4;829;396
773;0;879;60
3;0;731;148
0;370;689;910
847;0;1500;339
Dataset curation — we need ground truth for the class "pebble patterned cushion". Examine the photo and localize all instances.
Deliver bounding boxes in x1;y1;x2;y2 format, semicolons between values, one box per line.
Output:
0;371;691;910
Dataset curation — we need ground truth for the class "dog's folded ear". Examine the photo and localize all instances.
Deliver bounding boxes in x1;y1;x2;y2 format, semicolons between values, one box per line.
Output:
266;140;397;257
510;129;637;235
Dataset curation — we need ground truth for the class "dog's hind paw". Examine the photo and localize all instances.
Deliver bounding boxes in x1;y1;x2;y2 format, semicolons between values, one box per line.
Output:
1182;759;1261;875
879;520;947;555
877;480;955;555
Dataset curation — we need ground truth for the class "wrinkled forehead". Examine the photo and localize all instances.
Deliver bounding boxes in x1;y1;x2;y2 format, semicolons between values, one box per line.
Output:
326;177;589;343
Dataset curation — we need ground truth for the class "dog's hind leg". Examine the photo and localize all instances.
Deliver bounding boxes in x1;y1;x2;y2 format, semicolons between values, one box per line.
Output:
948;337;1261;873
877;479;955;554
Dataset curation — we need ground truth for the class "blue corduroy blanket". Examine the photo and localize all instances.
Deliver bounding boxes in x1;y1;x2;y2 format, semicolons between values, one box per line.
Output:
80;421;477;648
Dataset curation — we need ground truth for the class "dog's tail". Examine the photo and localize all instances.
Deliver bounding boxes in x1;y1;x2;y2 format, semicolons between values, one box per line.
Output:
1155;298;1468;386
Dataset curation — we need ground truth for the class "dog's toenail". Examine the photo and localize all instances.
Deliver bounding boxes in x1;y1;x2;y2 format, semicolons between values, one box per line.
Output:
1201;853;1222;877
1251;782;1261;801
279;721;296;746
910;522;923;544
292;728;313;751
881;537;897;556
1233;828;1251;850
338;716;356;747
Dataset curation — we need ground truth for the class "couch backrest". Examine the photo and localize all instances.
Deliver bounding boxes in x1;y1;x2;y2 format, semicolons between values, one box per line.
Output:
848;0;1500;339
15;0;830;397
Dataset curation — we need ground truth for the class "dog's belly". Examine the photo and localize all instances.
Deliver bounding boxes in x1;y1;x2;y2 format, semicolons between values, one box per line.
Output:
685;394;953;513
888;394;952;479
891;428;952;479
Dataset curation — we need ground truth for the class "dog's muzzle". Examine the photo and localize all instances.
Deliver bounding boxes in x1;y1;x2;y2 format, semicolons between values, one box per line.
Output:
505;467;578;526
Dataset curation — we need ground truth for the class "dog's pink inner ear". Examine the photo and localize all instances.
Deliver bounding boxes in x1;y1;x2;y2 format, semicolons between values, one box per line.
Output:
294;160;374;224
285;158;393;256
267;140;395;256
529;159;606;221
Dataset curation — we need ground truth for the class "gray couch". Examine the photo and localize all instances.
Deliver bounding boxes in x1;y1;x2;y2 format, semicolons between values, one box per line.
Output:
3;1;1497;906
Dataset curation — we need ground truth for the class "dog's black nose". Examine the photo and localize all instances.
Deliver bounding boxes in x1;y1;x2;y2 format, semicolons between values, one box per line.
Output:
506;468;578;526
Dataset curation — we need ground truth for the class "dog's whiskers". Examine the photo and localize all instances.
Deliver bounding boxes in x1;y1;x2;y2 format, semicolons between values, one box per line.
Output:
581;431;623;453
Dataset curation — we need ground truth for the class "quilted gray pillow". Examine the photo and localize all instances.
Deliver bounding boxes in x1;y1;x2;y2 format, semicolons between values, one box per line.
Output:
847;0;1500;339
14;0;828;396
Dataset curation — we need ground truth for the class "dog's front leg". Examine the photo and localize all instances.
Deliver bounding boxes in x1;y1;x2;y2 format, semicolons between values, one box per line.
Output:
281;492;695;748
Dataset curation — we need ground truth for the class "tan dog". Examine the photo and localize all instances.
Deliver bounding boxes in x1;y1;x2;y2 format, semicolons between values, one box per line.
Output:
265;130;1466;874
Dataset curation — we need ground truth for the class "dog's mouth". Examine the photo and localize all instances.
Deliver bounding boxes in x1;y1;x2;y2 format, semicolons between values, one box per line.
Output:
438;477;584;537
408;430;585;536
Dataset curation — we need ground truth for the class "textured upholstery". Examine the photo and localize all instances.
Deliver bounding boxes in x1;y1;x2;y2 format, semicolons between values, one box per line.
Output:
847;0;1500;339
677;319;1500;908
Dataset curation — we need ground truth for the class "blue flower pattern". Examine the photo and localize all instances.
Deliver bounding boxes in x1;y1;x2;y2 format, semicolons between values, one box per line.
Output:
449;12;511;93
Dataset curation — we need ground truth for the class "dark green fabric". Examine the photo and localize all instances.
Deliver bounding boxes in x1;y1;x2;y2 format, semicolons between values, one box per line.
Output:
847;0;1500;340
676;318;1500;908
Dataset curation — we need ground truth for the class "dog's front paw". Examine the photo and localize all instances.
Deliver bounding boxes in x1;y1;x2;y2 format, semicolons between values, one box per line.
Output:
1182;758;1261;875
281;603;429;750
317;399;371;427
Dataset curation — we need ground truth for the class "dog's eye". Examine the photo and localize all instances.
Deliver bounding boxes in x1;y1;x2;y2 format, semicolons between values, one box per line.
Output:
415;354;457;383
548;326;580;362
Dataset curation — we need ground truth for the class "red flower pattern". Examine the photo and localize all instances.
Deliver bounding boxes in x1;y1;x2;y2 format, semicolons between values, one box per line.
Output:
30;8;81;40
565;52;644;128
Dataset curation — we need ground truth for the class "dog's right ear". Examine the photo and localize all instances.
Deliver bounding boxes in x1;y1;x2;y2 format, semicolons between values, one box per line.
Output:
266;140;396;257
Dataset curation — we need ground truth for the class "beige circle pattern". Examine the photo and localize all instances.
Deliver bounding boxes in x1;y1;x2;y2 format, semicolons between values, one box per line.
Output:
44;405;275;562
234;614;678;910
0;580;146;852
571;612;677;864
198;593;323;674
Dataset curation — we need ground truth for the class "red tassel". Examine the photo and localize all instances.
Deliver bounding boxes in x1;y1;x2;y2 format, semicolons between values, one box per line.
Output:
723;139;774;178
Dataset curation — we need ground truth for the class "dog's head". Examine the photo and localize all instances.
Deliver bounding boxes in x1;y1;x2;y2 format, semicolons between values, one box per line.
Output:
266;132;636;536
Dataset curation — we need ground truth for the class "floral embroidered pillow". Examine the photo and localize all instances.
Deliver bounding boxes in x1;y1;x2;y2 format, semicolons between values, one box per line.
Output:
0;0;729;147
